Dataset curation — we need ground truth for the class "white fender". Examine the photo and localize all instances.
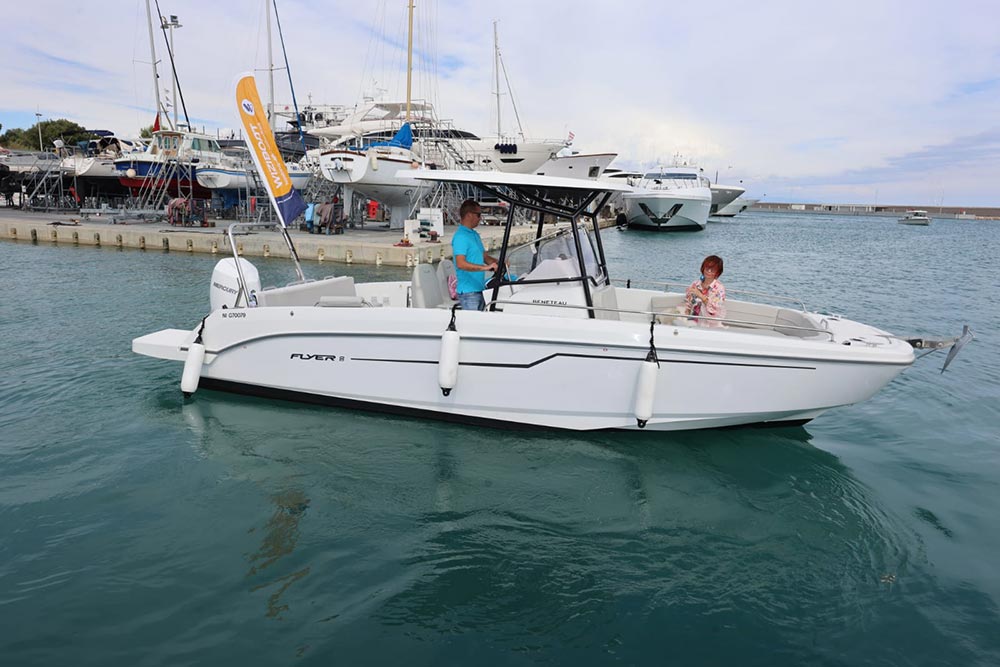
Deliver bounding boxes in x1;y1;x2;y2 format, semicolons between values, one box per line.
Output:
180;342;206;396
634;359;658;427
438;330;460;395
368;150;379;171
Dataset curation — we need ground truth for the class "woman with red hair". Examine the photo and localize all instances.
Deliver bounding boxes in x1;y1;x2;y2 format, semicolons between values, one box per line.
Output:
685;255;727;326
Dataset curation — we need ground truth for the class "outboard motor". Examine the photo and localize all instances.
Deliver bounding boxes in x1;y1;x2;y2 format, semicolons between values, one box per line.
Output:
210;258;262;310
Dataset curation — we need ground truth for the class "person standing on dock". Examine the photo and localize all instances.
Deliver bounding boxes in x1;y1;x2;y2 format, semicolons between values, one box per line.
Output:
452;199;499;311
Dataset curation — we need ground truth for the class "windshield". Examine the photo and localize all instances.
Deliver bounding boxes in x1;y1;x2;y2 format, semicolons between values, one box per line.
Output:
503;221;604;285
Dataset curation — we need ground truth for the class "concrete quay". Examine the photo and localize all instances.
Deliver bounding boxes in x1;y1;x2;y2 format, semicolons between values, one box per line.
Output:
0;208;583;266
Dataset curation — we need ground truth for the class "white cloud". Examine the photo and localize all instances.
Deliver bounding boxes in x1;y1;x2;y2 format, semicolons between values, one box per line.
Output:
1;0;999;205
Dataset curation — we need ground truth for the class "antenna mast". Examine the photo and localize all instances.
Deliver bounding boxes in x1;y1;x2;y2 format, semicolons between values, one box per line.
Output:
144;0;166;128
405;0;414;121
494;20;501;137
266;0;276;130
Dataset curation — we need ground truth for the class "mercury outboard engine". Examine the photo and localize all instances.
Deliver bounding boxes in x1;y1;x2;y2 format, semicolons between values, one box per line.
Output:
210;258;262;311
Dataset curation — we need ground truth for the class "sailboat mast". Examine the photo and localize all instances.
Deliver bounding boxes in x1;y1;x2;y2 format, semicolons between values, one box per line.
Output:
493;20;501;138
405;0;414;122
266;0;276;131
144;0;164;127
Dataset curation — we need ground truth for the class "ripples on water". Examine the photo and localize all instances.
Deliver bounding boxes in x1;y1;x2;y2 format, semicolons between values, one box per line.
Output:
1;213;999;665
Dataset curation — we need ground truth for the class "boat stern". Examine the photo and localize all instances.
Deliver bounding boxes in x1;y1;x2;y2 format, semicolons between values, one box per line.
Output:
132;328;196;362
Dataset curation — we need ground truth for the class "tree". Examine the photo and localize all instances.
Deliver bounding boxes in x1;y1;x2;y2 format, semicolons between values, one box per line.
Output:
0;119;93;150
139;125;154;139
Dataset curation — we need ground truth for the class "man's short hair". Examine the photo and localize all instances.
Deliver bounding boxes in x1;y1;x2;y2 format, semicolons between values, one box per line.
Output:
459;199;481;219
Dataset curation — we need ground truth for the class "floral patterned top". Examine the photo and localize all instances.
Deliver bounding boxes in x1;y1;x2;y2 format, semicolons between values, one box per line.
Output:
686;279;727;325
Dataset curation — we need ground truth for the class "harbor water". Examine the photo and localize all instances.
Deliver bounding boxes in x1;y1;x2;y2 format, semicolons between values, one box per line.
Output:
1;212;999;665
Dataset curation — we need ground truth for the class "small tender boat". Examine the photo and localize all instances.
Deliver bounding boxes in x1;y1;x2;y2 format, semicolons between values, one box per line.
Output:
132;171;970;432
898;210;932;225
194;155;312;192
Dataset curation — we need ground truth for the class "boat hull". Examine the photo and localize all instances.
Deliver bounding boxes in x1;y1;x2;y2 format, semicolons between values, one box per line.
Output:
534;153;617;180
710;184;745;214
115;157;214;199
464;138;564;174
134;305;913;432
713;197;759;217
194;166;312;191
318;148;421;208
624;189;711;231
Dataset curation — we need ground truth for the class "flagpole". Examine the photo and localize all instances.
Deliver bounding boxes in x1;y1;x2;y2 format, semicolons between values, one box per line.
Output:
235;72;306;282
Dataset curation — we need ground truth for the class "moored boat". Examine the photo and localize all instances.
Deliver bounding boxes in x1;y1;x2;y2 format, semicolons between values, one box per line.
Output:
622;166;712;231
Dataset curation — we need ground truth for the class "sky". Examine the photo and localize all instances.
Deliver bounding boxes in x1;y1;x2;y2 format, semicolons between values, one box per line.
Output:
2;0;999;206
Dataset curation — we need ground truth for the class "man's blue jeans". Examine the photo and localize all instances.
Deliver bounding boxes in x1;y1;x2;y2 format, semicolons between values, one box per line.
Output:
457;292;485;311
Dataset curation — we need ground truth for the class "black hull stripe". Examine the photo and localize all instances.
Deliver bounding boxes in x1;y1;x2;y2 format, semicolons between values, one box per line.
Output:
351;352;815;370
199;378;552;431
627;224;704;232
196;378;813;433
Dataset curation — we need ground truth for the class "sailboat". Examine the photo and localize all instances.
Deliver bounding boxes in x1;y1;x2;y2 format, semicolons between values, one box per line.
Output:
317;123;425;228
313;0;428;228
307;16;566;176
195;1;313;204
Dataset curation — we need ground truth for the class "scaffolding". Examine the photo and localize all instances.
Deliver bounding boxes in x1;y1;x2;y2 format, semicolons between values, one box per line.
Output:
23;151;79;212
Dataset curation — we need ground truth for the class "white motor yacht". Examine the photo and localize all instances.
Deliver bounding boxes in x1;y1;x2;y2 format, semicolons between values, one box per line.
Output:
535;152;617;180
622;166;713;231
710;183;746;215
307;100;565;175
132;170;970;432
714;196;760;217
898;210;932;226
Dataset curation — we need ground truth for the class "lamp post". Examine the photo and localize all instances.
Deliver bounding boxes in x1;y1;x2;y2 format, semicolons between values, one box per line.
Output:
35;112;43;151
160;14;182;128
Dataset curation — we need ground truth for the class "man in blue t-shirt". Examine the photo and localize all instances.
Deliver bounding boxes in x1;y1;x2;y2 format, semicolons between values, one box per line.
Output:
451;199;499;311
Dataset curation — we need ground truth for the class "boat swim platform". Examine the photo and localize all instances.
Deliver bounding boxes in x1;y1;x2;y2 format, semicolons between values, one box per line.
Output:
0;208;613;267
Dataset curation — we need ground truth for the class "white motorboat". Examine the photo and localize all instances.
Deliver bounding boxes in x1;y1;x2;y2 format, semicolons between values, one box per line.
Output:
132;170;970;432
61;133;146;180
713;196;760;217
898;210;932;225
535;152;617;180
622;166;713;231
710;183;746;215
194;155;312;192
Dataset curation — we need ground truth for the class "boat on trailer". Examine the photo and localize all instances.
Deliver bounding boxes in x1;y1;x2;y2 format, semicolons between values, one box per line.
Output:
132;170;970;432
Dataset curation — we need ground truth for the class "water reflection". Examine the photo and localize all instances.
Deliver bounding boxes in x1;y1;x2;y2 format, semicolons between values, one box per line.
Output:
182;401;311;621
175;395;953;662
245;490;311;620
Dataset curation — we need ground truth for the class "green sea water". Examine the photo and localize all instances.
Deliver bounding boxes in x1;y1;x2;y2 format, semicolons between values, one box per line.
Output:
1;212;998;665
